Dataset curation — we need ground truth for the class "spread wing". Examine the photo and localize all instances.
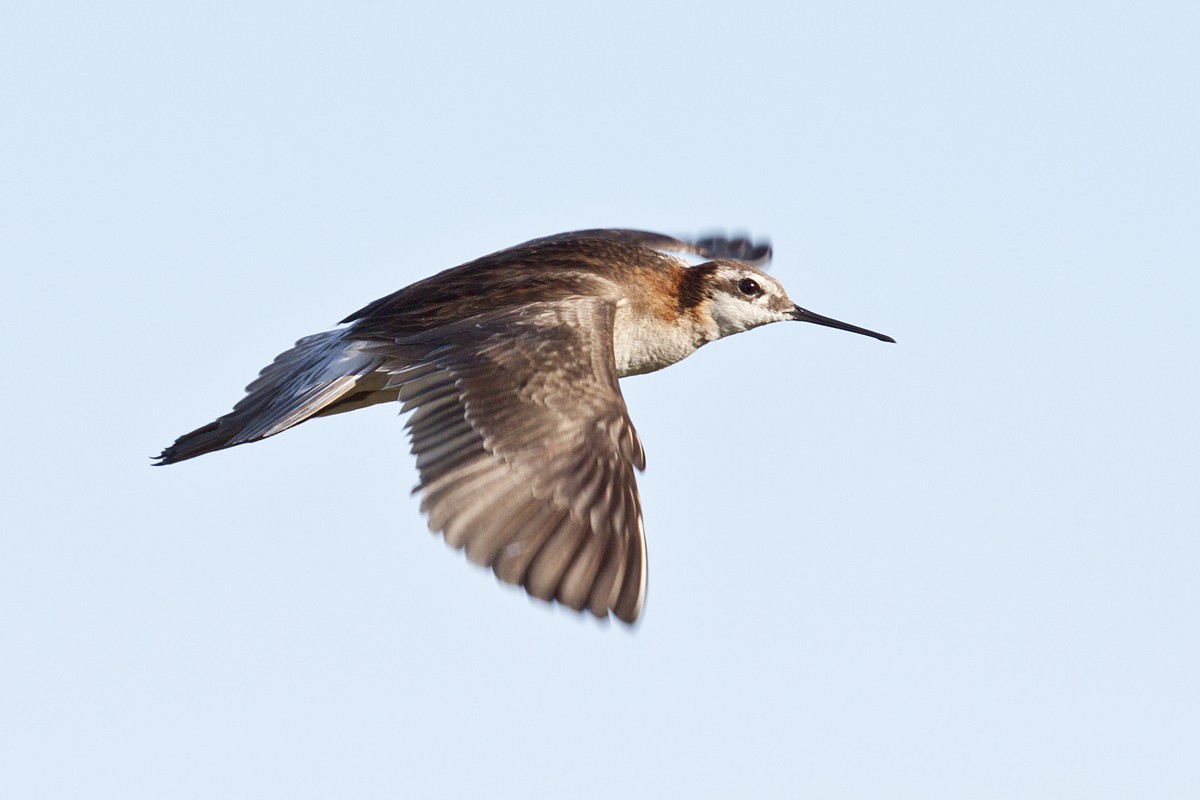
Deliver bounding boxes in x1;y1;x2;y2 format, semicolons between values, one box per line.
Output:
371;296;648;623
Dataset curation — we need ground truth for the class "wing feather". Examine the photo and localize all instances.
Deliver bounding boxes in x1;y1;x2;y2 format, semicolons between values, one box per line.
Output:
373;297;648;623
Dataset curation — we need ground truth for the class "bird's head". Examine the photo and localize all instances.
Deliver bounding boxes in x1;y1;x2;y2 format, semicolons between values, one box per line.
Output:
701;261;895;344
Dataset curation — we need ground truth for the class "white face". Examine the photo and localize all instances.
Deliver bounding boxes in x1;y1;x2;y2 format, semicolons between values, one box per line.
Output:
705;264;796;338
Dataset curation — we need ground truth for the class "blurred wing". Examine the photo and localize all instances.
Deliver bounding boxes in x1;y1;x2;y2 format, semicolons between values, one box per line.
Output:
373;297;648;623
521;229;773;267
688;231;773;266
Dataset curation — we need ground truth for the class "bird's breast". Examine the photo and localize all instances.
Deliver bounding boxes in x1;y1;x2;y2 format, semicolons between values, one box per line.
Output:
612;302;710;377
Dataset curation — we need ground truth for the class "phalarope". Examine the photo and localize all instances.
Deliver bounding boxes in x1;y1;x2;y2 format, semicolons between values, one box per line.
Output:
156;229;894;623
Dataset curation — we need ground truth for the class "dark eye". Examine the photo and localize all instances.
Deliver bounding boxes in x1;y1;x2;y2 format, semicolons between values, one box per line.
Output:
737;278;762;297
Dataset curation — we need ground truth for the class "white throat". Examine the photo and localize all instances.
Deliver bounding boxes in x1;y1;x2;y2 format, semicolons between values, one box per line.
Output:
612;301;714;377
706;291;785;337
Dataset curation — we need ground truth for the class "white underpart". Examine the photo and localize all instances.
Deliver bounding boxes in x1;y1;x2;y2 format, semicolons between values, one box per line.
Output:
612;299;711;377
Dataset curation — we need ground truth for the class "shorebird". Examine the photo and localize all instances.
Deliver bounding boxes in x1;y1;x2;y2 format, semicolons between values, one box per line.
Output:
156;229;893;623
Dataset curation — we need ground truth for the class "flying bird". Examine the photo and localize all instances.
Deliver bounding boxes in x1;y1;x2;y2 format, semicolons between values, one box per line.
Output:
156;229;894;623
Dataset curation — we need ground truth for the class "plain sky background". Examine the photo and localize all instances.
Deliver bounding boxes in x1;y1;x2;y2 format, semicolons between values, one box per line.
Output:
3;2;1198;797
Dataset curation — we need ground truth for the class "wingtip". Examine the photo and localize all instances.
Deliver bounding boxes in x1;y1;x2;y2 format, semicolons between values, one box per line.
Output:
692;231;773;266
151;452;178;466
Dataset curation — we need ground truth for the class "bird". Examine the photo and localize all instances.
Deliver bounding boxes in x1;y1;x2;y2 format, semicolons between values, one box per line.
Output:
155;228;894;624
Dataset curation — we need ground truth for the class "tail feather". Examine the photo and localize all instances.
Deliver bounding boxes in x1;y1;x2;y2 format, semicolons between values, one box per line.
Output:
155;329;388;465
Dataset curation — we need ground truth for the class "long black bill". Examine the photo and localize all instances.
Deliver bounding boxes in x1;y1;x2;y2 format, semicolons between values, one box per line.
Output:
791;304;895;343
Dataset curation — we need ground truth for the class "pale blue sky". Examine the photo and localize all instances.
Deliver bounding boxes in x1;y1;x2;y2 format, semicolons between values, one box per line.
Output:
3;2;1198;797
